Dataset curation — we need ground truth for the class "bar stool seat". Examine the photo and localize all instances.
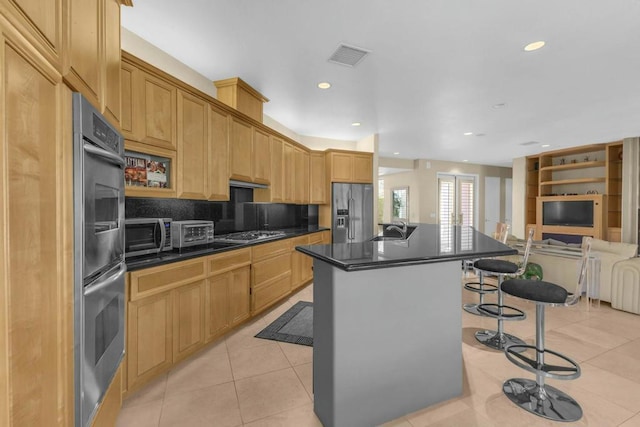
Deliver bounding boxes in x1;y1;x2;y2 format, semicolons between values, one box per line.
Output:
462;223;508;316
473;228;534;351
499;238;592;423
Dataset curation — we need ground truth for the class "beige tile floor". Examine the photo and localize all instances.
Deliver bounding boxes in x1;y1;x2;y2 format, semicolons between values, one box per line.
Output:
117;274;640;427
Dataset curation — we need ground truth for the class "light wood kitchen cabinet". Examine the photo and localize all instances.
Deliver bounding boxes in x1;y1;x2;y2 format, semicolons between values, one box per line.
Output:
0;18;73;425
229;116;253;182
251;240;292;314
205;248;251;341
127;291;173;391
101;0;121;127
138;70;177;149
177;90;209;200
63;0;121;127
121;55;178;149
208;105;230;200
326;150;373;183
290;235;310;290
283;142;295;202
120;59;136;138
353;153;373;182
173;280;206;362
254;135;285;203
63;0;100;106
310;151;327;204
1;0;62;69
270;137;285;202
253;127;271;184
294;148;310;204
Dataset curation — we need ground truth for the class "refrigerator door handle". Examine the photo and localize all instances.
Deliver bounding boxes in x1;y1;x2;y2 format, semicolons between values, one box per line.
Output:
349;198;355;240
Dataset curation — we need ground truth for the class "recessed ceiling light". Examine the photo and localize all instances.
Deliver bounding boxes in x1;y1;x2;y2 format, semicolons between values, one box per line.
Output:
541;144;550;148
463;132;473;136
317;82;331;89
393;152;400;155
351;122;361;126
524;41;545;52
463;160;468;162
492;103;506;109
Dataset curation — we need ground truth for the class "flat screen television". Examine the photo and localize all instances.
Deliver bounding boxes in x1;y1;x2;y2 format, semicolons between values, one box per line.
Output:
542;200;594;227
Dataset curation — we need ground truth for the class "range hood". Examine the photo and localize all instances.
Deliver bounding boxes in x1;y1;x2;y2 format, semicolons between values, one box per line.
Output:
229;179;269;189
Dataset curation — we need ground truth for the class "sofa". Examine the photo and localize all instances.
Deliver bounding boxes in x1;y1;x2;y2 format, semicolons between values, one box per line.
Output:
506;236;639;314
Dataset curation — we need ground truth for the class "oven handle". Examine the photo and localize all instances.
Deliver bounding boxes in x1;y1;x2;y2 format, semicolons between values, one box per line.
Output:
84;263;126;297
84;142;125;168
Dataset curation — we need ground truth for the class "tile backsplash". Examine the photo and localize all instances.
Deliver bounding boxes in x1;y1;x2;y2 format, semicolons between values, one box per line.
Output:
125;187;318;234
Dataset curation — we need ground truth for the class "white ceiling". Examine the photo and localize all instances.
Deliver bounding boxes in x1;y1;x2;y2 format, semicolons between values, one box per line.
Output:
121;0;640;167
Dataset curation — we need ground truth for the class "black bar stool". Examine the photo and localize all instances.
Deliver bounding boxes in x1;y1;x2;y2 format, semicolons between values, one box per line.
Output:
474;228;534;351
462;223;509;316
499;237;592;422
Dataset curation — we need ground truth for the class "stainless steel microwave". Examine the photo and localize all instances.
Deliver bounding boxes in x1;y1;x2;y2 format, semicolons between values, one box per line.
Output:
124;218;173;258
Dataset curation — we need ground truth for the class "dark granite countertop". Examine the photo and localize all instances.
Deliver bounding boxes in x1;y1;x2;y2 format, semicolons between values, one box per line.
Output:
126;225;329;272
296;223;517;271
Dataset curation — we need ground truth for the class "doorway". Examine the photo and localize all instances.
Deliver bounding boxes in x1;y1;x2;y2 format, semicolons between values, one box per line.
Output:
438;173;477;228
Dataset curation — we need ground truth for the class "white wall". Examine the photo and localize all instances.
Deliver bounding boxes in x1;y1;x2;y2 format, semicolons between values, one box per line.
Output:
511;156;527;239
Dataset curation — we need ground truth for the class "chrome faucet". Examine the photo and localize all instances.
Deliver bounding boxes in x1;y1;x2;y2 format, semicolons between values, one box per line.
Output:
386;221;407;238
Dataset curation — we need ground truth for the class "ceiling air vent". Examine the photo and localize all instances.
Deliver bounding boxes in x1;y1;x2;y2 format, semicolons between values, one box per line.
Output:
520;141;540;146
328;44;370;67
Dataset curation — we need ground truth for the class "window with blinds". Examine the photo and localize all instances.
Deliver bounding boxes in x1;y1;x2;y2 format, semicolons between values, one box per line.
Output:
391;187;409;222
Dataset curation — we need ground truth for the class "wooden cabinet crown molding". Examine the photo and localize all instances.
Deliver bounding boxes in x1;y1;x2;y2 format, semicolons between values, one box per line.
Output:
120;0;133;6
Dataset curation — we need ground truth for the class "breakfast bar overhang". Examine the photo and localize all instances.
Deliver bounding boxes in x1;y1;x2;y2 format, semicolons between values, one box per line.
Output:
296;224;517;427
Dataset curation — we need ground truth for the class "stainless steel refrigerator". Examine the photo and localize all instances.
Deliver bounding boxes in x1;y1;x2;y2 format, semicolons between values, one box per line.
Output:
332;183;374;243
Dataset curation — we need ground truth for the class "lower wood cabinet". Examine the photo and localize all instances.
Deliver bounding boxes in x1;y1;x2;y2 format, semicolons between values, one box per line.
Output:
205;248;251;341
127;291;173;391
125;234;325;393
173;280;206;362
251;239;292;314
290;235;310;290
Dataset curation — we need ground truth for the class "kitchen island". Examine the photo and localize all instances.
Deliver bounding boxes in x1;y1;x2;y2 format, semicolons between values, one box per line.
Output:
296;224;517;427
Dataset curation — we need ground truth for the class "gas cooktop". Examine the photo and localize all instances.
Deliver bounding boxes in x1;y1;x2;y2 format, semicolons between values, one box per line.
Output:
215;230;286;244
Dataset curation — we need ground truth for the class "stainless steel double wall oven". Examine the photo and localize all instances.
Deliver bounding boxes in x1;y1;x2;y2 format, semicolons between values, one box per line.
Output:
73;93;126;426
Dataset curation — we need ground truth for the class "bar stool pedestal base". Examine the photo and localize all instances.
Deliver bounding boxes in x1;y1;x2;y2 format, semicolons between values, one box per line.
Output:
503;378;583;422
475;329;526;351
463;303;486;316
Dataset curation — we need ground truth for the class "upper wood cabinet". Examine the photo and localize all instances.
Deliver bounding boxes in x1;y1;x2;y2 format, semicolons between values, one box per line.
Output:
326;150;373;183
294;148;310;204
64;0;100;105
120;60;136;138
269;136;285;202
253;127;271;184
63;0;121;127
1;0;62;68
101;0;121;126
120;56;177;149
283;142;295;203
208;105;230;201
229;116;253;182
138;70;177;149
310;151;327;204
229;116;271;185
177;90;208;200
253;135;284;203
